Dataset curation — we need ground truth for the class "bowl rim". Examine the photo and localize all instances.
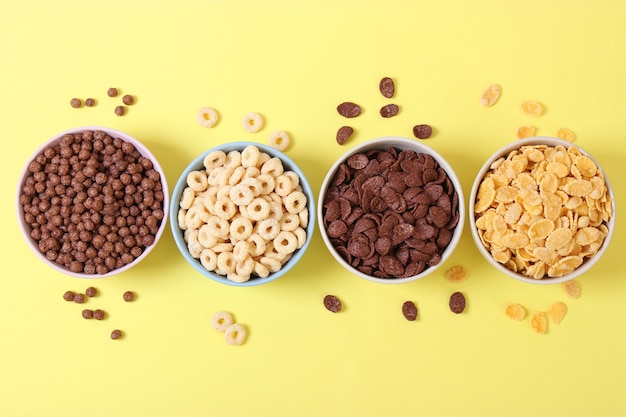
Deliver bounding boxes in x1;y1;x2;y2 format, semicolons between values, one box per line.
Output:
169;141;316;287
317;135;465;284
468;136;616;284
16;126;170;279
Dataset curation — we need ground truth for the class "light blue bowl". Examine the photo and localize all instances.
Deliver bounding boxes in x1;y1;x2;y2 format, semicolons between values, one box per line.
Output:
170;141;316;287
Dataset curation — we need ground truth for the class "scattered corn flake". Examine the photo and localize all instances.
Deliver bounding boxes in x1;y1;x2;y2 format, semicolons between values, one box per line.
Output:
547;301;567;324
480;83;502;107
505;303;526;321
530;311;548;334
516;125;536;139
562;279;581;299
444;265;469;283
521;100;543;117
556;127;576;142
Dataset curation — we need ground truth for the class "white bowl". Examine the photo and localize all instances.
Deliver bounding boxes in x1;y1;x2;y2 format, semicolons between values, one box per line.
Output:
16;126;169;278
469;136;616;284
317;136;465;284
169;141;315;287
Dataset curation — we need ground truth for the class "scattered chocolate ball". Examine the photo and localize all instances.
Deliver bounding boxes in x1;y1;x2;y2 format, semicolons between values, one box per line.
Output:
63;291;76;301
123;291;135;302
85;287;97;297
122;94;134;105
70;98;82;108
85;98;96;107
82;309;94;319
93;309;105;320
114;105;126;116
73;293;85;304
107;87;119;97
110;329;123;340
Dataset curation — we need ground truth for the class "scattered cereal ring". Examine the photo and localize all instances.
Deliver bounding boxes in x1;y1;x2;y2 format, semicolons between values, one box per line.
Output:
480;83;501;107
224;323;247;345
521;100;543;117
516;125;536;139
242;112;263;133
505;303;526;321
556;127;576;142
268;130;290;151
211;311;234;332
197;107;219;127
547;301;567;324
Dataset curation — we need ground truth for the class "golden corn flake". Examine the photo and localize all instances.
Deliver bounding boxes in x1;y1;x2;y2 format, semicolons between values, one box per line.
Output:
530;311;548;334
473;144;612;279
444;265;470;283
556;127;576;142
563;279;581;299
547;301;567;324
516;125;536;139
505;303;526;321
521;100;543;117
480;83;502;107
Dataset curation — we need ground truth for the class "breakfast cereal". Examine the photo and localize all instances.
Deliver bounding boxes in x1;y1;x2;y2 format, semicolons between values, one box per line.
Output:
323;295;342;313
547;301;567;324
211;311;235;332
336;102;362;118
563;280;581;299
473;144;612;279
242;112;263;132
197;107;219;128
449;292;466;314
444;265;469;283
505;303;526;321
480;84;502;107
516;126;536;139
379;77;395;98
530;311;547;333
556;127;576;142
177;145;308;282
521;100;543;116
336;126;354;145
268;130;290;151
224;323;247;345
380;104;399;118
402;300;418;321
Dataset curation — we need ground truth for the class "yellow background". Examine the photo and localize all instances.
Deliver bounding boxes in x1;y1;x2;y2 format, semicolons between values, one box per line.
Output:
1;1;625;416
